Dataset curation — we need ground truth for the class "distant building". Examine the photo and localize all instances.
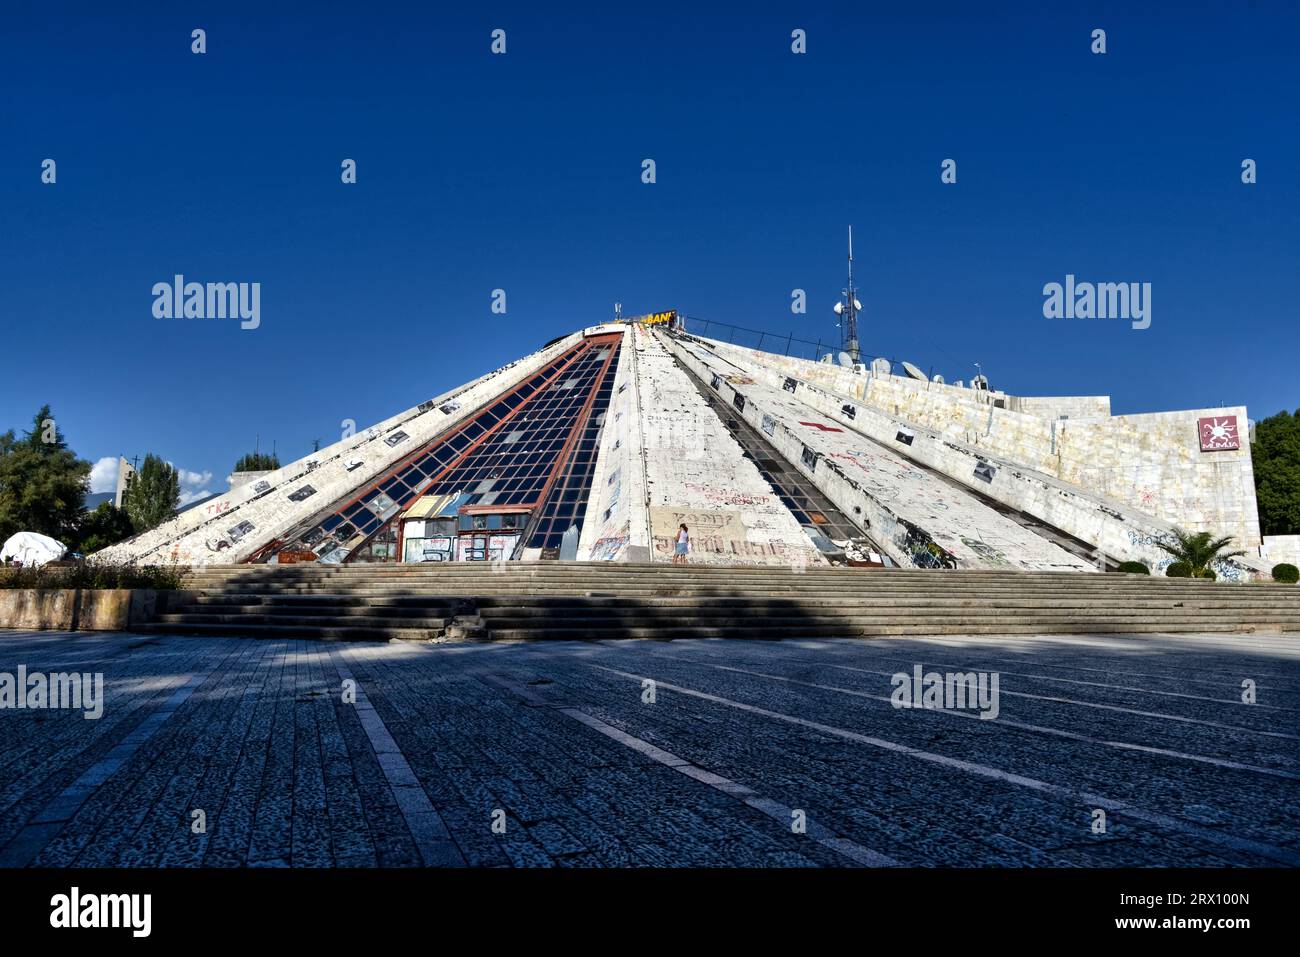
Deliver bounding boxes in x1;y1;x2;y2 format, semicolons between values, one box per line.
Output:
113;456;135;509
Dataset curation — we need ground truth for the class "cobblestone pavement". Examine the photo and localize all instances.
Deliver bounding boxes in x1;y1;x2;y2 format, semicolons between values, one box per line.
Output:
0;629;1296;867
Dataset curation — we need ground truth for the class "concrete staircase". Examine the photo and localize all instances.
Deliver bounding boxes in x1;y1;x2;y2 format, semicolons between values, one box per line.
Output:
130;563;1300;642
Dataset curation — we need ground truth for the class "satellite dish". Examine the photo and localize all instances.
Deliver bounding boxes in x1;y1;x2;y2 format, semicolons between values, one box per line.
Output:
853;299;862;311
871;357;891;377
837;351;853;368
833;302;843;315
901;361;927;382
932;374;945;385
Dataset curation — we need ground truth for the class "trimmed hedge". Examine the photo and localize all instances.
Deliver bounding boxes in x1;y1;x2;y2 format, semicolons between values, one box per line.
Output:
1116;561;1150;575
1165;562;1192;578
0;561;184;591
1273;563;1300;584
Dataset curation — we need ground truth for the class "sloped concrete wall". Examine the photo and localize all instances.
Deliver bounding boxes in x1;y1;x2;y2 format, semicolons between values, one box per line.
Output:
694;335;1270;576
576;327;652;562
664;334;1094;572
579;325;824;566
98;332;587;566
706;339;1261;550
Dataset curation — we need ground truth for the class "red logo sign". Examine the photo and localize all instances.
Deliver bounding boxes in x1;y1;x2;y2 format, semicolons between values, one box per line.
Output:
1198;416;1240;451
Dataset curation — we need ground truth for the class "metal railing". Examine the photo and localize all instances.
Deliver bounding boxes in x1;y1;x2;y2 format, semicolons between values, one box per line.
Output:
679;315;897;367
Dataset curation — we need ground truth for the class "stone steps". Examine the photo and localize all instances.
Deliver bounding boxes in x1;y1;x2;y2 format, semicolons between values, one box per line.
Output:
178;579;1289;593
156;604;1300;624
134;621;444;642
173;587;1293;603
179;596;1297;613
475;612;1300;629
472;604;1300;619
136;561;1300;642
179;569;1277;584
152;613;450;629
480;621;1299;640
181;566;1235;579
135;615;1300;642
184;599;462;615
172;564;1180;579
178;571;1275;586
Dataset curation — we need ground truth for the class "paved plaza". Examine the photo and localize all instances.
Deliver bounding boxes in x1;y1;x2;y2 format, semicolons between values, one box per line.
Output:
0;630;1296;867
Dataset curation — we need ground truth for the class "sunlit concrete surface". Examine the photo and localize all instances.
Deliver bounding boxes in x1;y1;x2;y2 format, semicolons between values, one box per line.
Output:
1;629;1296;867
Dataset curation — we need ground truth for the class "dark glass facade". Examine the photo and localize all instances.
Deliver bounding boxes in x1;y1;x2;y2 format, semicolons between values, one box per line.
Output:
525;349;617;549
271;333;621;562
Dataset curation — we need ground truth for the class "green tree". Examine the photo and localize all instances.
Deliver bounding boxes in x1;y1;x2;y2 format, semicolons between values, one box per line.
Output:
1253;409;1300;536
76;502;136;553
123;454;180;532
1156;528;1246;579
234;451;280;472
0;405;90;544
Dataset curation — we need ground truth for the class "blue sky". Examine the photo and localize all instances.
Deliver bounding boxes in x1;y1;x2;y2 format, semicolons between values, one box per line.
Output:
2;1;1296;503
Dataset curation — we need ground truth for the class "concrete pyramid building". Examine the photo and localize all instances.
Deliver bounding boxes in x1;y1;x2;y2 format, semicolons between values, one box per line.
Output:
100;316;1267;577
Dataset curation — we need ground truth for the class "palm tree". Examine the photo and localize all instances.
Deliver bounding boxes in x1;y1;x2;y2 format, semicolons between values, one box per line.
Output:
1156;529;1246;579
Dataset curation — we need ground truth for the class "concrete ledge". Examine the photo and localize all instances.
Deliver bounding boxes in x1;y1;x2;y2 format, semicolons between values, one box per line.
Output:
0;589;191;632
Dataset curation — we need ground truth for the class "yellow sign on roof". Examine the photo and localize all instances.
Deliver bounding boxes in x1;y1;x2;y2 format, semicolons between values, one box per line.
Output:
631;309;676;326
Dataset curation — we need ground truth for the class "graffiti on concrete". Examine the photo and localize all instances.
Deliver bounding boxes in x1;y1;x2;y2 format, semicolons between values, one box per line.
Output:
591;527;629;562
959;534;1011;566
892;518;947;569
680;482;768;507
1126;529;1251;581
1127;530;1176;550
651;534;793;561
1211;559;1247;582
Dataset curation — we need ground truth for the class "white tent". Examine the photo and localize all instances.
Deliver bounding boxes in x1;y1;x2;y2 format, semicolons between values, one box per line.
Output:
1;532;68;568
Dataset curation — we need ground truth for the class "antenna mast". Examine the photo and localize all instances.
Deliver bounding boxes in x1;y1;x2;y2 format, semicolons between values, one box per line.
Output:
835;226;862;364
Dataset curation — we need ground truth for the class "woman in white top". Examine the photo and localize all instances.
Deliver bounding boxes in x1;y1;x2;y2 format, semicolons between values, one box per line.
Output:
673;524;689;564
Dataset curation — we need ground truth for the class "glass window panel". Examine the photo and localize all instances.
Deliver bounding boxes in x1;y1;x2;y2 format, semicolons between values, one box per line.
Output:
395;466;423;487
379;479;408;500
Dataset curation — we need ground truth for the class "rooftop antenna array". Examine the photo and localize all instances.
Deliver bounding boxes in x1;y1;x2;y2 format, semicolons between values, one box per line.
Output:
832;226;862;365
901;361;928;382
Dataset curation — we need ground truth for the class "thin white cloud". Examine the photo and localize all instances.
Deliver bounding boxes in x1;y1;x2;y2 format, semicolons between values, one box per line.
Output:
177;467;213;488
178;487;213;507
89;456;119;493
167;463;215;507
